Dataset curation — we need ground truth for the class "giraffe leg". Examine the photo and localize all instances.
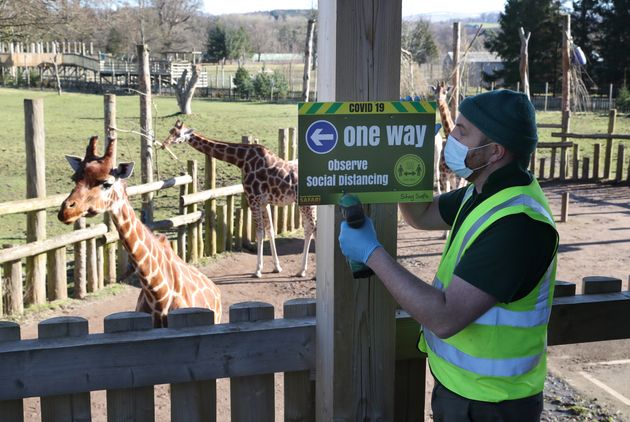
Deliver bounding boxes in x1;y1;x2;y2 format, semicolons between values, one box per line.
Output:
296;206;316;277
263;204;282;273
251;203;265;278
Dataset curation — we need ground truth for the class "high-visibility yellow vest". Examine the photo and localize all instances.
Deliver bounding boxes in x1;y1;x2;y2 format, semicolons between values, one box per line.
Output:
419;178;558;402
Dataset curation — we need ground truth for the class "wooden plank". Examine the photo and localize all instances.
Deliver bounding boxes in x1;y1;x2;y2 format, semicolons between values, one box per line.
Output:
582;276;622;294
181;184;244;207
537;123;562;129
560;192;570;223
170;308;216;422
46;247;67;301
104;312;155;422
230;302;275;422
394;312;425;422
604;109;616;179
2;259;23;315
554;281;576;297
582;157;590;181
39;317;91;422
550;147;557;178
551;132;630;140
284;299;316;422
539;157;546;179
0;322;23;421
0;223;108;265
616;144;625;183
593;143;601;179
537;141;574;148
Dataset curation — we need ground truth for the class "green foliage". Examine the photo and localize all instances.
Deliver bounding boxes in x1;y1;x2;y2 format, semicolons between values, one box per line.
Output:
233;67;253;98
207;20;228;62
401;20;438;65
594;0;630;87
226;26;251;62
484;0;564;89
252;70;289;100
616;85;630;111
105;28;126;56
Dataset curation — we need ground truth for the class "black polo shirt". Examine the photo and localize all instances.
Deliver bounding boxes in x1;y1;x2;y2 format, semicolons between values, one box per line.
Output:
438;161;558;303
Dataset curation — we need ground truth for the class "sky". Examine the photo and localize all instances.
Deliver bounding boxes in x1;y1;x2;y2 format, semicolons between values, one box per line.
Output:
203;0;506;18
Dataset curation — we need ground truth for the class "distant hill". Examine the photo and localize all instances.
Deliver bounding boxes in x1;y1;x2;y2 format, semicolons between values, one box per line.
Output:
241;9;315;19
406;11;500;23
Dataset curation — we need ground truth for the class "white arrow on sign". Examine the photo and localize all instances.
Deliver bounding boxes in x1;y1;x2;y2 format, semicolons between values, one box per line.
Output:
310;128;334;146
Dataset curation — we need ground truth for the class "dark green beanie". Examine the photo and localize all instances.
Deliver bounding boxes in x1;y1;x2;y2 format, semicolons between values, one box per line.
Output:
458;89;538;158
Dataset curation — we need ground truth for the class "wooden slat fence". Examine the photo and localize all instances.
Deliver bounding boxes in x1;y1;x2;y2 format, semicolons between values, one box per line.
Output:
1;127;299;318
1;276;629;421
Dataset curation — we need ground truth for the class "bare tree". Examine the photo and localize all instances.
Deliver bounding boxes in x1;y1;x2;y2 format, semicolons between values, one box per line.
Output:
302;18;315;101
175;64;200;114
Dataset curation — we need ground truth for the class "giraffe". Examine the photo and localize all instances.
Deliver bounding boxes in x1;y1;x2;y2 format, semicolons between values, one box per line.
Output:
433;81;466;194
161;120;316;279
58;136;222;327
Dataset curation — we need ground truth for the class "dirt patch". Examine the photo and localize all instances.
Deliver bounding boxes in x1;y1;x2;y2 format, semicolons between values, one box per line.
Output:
13;181;630;421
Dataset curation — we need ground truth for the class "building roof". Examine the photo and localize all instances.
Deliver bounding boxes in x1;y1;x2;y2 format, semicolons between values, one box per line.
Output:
250;53;303;62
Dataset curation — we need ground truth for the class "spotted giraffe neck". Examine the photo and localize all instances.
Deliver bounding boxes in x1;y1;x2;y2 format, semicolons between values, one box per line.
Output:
437;95;455;138
108;184;170;300
187;133;250;168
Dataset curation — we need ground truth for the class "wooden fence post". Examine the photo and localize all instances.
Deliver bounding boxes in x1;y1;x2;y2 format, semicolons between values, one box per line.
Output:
73;218;87;299
24;98;47;305
288;127;298;232
2;246;23;315
550;147;557;179
169;308;217;422
39;317;91;421
86;229;98;293
539;157;546;180
187;160;199;263
582;157;590;181
46;247;67;300
104;93;118;285
104;312;154;422
178;173;188;260
572;144;580;180
560;192;570;223
593;143;601;180
284;298;316;422
230;302;275;422
604;109;616;179
530;150;536;176
138;44;154;224
616;144;625;183
226;195;235;251
205;156;217;256
216;204;226;254
0;322;23;421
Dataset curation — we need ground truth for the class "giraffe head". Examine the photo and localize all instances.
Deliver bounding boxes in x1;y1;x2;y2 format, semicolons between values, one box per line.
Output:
161;119;195;148
58;136;134;224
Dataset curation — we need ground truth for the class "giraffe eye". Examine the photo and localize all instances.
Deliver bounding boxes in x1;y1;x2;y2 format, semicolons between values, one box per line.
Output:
101;181;113;189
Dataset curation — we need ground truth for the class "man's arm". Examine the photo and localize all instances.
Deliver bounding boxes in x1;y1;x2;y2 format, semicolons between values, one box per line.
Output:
399;197;450;231
367;248;496;338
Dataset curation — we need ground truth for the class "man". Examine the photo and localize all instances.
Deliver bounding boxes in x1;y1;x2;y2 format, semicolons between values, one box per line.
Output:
339;90;559;421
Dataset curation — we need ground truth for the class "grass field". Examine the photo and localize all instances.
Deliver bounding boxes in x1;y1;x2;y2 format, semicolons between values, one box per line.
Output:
1;87;629;245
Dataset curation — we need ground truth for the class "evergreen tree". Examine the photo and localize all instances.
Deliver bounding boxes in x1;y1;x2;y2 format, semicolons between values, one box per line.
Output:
206;20;228;63
595;0;630;87
401;20;438;65
233;67;253;99
484;0;564;92
226;26;251;65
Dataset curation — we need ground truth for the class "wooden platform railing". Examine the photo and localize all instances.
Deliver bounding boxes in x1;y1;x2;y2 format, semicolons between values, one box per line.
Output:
1;276;629;422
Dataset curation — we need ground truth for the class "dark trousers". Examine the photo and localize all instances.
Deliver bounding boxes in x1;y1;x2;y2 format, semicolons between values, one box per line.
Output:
431;379;543;422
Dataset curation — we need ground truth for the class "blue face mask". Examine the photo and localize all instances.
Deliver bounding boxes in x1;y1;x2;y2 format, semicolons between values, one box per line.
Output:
444;134;493;179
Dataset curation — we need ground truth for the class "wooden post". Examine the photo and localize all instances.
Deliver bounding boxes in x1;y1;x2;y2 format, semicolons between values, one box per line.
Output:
572;144;580;180
284;298;316;422
230;302;275;421
104;312;155;422
302;18;316;102
316;1;399;419
86;231;98;293
593;143;601;180
616;144;625;183
47;247;67;300
561;14;571;129
39;317;91;421
288;127;298;231
138;44;154;223
73;218;87;299
539;157;546;179
24;98;47;305
278;128;289;234
518;27;531;99
0;322;23;421
560;192;570;223
560;146;568;180
544;82;549;112
234;208;243;251
530;150;536;175
178;174;188;260
550;147;557;179
604;109;616;179
205;156;217;256
582;157;590;180
104;94;118;284
451;22;461;119
170;308;217;422
216;204;226;253
187;160;199;263
226;195;235;251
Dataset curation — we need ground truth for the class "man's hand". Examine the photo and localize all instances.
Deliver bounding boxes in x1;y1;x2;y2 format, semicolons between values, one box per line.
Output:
338;217;382;264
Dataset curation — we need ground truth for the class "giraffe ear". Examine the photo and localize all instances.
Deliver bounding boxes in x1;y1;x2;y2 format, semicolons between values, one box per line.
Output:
113;162;135;179
65;155;83;172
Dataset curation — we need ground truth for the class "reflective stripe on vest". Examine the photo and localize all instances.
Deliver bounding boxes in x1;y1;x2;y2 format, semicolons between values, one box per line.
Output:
423;329;543;377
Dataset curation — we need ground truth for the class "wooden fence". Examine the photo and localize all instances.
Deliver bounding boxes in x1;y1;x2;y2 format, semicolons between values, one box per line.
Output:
1;274;629;421
533;110;630;183
0;126;300;318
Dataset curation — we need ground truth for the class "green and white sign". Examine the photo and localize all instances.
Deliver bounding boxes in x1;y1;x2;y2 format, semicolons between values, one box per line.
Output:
297;100;437;205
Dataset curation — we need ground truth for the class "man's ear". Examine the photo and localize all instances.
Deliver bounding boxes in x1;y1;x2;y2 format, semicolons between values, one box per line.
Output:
114;162;135;179
65;155;83;172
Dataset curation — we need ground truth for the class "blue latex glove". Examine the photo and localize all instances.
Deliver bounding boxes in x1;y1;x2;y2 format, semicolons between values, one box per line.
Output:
338;217;382;264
